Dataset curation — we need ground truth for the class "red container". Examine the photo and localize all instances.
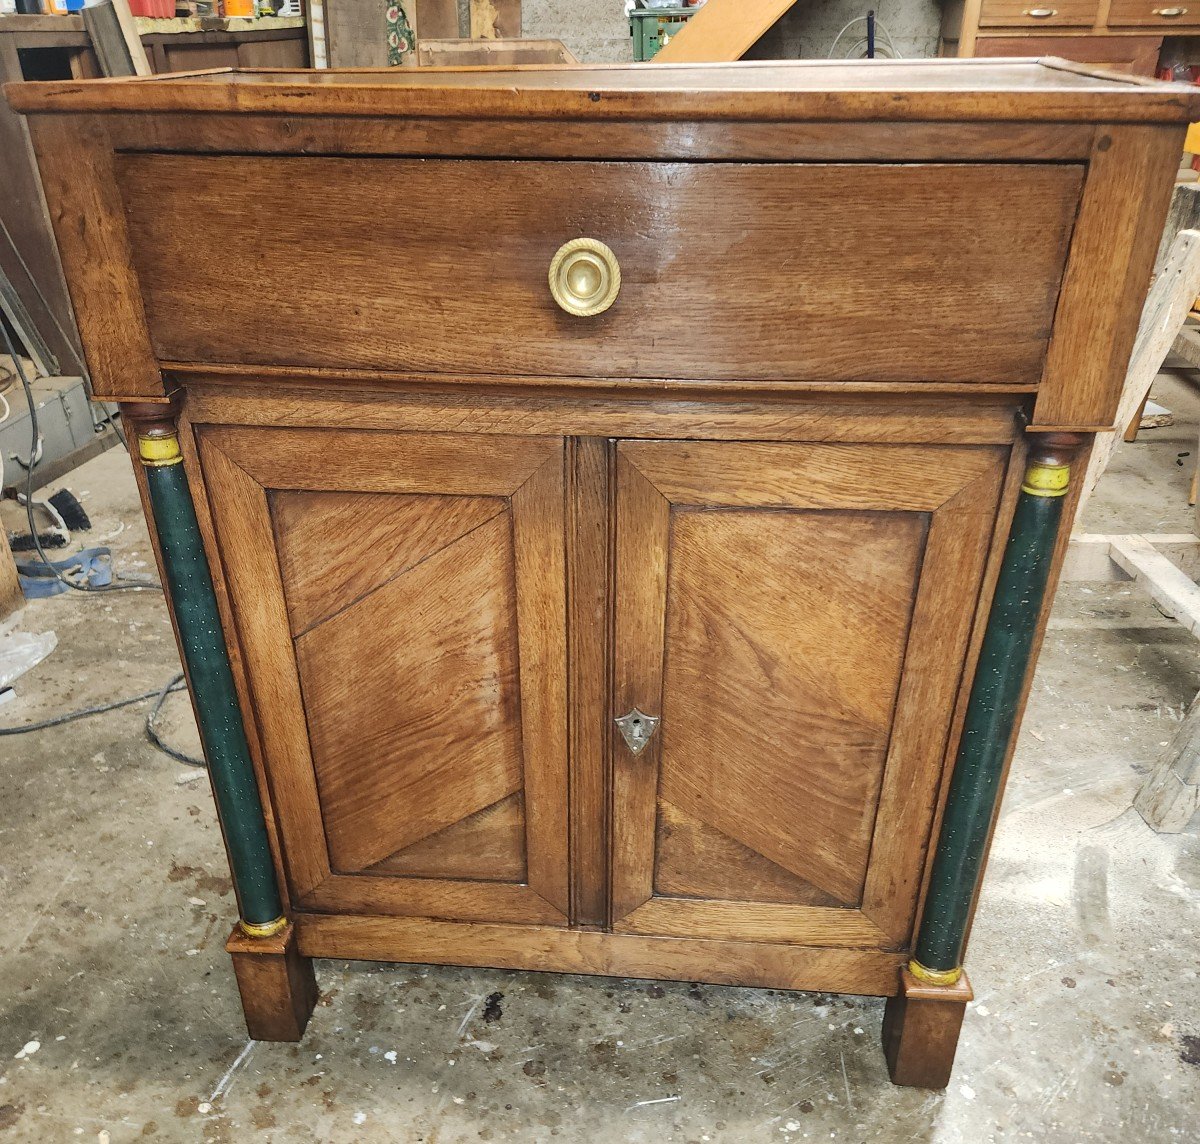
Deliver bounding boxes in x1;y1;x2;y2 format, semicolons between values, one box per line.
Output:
127;0;176;16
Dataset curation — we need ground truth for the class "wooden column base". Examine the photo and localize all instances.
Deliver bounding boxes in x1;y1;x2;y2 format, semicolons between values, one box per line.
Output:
881;967;973;1089
225;921;317;1041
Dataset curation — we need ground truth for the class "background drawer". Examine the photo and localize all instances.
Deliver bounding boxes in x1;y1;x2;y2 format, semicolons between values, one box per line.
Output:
1107;0;1200;24
117;156;1083;386
970;34;1162;75
978;0;1099;26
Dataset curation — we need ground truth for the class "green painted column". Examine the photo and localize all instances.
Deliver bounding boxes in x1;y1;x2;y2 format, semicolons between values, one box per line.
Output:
910;437;1080;986
138;427;286;937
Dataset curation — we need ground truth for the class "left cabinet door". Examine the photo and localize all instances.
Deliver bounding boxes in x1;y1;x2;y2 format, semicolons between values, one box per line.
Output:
196;426;569;927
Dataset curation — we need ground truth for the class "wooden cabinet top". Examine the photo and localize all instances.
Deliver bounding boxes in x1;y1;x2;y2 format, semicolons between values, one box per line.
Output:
8;58;1200;122
8;58;1198;429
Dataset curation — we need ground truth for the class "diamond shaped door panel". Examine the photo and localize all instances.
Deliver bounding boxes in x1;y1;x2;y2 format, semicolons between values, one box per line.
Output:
279;495;522;875
198;428;568;925
658;508;925;907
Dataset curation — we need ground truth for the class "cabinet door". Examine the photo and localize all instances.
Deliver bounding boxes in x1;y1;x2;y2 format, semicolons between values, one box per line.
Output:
198;426;568;926
611;441;1008;948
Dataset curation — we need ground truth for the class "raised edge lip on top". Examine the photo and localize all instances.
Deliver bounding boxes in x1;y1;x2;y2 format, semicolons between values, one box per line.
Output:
6;58;1200;122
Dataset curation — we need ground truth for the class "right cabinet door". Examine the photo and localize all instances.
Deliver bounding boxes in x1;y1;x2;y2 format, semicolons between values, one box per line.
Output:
610;440;1009;949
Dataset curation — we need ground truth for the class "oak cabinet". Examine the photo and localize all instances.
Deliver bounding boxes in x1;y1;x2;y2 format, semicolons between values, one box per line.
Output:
11;58;1197;1088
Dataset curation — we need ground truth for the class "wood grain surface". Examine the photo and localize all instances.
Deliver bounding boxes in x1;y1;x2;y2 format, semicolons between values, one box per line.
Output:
295;912;907;995
11;59;1200;123
1035;126;1184;428
25;114;161;398
198;425;569;925
610;441;1007;947
295;512;524;873
116;155;1082;386
101;112;1098;163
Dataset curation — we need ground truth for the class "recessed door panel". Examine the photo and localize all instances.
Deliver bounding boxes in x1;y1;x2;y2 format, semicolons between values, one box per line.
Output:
199;426;569;926
611;440;1008;948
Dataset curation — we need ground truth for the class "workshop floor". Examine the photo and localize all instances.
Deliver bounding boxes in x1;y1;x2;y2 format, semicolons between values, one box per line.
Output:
2;381;1200;1144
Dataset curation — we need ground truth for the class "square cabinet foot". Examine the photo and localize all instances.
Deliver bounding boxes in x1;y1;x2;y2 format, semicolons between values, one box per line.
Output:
882;967;973;1089
226;922;317;1042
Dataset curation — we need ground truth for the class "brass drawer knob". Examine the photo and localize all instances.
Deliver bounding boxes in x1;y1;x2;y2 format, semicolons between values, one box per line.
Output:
549;237;621;317
1155;5;1187;12
1024;7;1057;14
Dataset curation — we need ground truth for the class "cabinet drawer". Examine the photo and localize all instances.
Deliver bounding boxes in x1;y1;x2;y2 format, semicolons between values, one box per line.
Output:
1107;0;1200;25
978;0;1098;24
970;34;1162;76
116;155;1082;386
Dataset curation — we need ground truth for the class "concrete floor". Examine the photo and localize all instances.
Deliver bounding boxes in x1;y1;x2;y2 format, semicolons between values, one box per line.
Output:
2;381;1200;1142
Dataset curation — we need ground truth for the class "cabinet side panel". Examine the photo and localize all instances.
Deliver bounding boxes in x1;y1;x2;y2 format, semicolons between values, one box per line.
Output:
24;113;162;399
1034;124;1185;430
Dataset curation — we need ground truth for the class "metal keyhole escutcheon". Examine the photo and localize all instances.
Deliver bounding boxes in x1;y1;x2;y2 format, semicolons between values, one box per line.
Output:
615;708;660;755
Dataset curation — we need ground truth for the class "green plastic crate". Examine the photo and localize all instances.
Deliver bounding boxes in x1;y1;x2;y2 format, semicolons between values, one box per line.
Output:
629;6;696;62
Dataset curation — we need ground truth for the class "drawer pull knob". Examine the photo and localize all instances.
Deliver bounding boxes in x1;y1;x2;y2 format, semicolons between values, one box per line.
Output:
549;237;621;317
615;708;660;755
1155;6;1187;12
1024;7;1057;14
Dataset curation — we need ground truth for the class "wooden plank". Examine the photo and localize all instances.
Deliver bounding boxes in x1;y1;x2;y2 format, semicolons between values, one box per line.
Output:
609;452;670;923
295;912;907;996
197;432;332;901
969;35;1162;78
0;36;81;376
653;0;795;62
102;113;1097;162
415;0;460;38
620;441;1003;511
1078;230;1200;512
468;0;519;39
417;37;574;66
0;264;55;378
11;61;1200;124
1171;325;1200;370
1154;182;1200;271
1135;692;1200;832
1108;534;1200;636
180;378;1025;445
1062;534;1200;583
83;0;152;78
615;898;892;947
566;438;612;928
0;528;22;621
324;0;389;66
509;452;571;918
